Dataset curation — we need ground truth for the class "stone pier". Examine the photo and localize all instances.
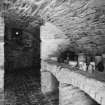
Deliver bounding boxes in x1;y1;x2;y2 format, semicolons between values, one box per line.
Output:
0;16;4;104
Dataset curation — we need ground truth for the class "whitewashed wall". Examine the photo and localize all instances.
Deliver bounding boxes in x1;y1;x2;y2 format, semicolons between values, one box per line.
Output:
40;22;70;60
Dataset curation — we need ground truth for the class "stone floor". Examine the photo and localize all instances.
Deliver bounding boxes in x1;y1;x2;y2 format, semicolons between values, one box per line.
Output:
59;84;100;105
4;66;101;105
4;67;59;105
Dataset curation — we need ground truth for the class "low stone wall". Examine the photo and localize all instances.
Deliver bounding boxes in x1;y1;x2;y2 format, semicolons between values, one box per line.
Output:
41;60;105;105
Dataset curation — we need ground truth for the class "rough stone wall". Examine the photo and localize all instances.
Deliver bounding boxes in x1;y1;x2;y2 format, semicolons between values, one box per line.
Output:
40;22;70;60
40;0;105;55
0;16;4;104
1;0;105;55
5;27;40;70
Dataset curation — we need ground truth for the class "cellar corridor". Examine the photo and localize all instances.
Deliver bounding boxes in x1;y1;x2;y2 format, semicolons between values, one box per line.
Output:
0;0;105;105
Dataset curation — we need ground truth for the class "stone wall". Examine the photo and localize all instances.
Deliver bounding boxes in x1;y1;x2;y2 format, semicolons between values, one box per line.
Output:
40;22;70;60
40;0;105;55
0;16;4;105
5;27;40;70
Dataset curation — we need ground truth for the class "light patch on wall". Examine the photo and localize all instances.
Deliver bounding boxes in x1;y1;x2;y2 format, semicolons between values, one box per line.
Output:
41;38;70;59
41;22;67;39
41;22;69;59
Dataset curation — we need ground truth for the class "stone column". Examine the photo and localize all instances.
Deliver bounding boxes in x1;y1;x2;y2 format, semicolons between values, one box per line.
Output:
41;71;58;94
0;16;4;104
40;22;67;94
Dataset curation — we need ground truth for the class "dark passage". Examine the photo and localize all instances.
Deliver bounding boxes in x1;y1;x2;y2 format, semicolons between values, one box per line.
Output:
4;26;59;105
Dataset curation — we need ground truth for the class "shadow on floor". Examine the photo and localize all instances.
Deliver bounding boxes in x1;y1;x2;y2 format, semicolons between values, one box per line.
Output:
4;66;59;105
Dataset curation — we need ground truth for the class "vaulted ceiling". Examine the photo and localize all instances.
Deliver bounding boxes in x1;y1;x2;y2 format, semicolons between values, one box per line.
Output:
1;0;105;55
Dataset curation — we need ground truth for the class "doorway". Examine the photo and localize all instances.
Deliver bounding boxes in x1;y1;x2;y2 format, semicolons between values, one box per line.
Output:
4;25;41;104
